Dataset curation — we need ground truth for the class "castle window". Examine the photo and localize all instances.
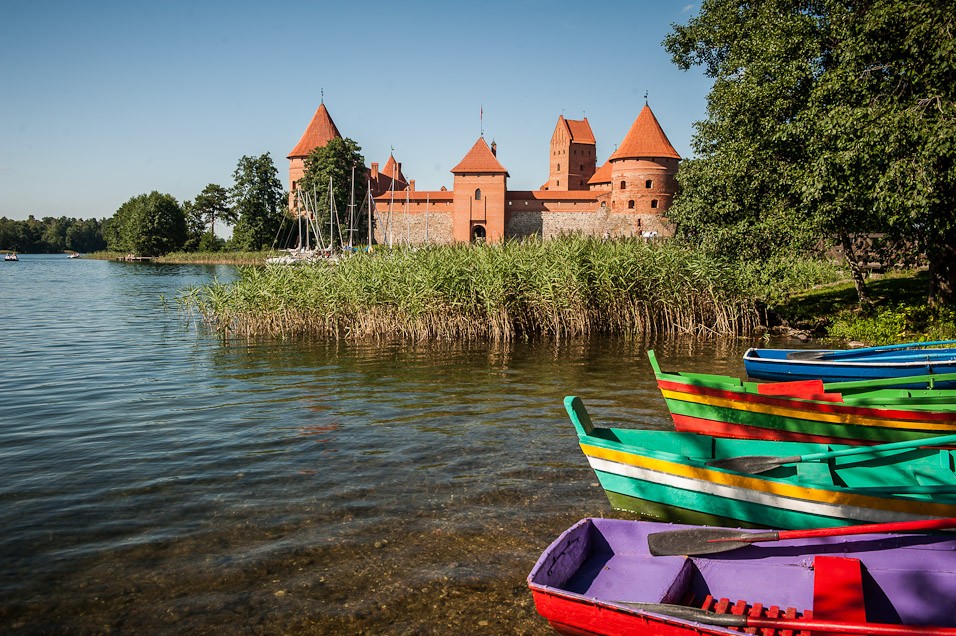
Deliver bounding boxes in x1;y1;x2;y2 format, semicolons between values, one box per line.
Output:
557;164;560;171
475;188;481;200
645;180;652;188
580;165;584;170
628;200;635;209
620;181;626;189
557;180;560;187
651;199;659;209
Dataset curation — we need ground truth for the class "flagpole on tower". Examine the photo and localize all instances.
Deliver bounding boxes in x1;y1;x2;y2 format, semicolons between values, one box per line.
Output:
480;105;483;138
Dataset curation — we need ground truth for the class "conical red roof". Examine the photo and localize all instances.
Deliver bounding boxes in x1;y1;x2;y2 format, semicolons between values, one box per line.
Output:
451;138;509;175
609;104;680;161
381;154;405;182
288;103;342;158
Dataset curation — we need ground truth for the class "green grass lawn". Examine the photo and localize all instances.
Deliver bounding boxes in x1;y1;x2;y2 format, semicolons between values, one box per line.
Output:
772;270;955;344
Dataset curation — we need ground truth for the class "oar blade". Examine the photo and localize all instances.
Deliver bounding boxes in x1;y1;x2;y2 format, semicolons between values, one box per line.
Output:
705;455;800;475
648;527;769;556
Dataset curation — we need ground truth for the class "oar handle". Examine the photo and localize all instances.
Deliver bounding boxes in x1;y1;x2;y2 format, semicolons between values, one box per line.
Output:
777;517;956;541
801;433;956;462
820;340;956;360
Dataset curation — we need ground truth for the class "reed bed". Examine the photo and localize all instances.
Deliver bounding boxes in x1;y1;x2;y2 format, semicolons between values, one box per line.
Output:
179;237;768;341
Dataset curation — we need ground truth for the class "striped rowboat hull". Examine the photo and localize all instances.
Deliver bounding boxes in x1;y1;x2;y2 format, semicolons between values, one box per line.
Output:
565;396;956;529
649;350;956;444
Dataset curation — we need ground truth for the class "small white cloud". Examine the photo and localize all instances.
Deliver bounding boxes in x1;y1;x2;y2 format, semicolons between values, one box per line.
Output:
682;4;695;12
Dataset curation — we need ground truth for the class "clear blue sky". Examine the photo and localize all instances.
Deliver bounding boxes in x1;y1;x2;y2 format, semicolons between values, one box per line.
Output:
0;1;710;221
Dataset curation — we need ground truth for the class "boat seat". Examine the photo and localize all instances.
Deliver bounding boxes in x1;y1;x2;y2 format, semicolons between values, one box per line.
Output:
796;462;834;485
911;450;956;486
756;379;844;402
812;555;867;623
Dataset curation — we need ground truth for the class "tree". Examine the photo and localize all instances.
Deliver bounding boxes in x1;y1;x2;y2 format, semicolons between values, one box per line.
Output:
663;1;824;260
664;0;956;306
183;184;233;252
65;218;106;253
229;154;287;251
298;137;369;248
106;191;186;256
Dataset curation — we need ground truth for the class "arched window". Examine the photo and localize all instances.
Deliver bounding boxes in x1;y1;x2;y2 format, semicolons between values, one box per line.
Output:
645;180;652;188
650;199;659;209
472;225;487;243
628;200;635;209
620;181;626;189
557;164;561;171
475;188;481;201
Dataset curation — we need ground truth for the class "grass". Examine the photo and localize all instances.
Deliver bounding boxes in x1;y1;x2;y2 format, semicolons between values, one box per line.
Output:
180;236;825;341
770;269;956;344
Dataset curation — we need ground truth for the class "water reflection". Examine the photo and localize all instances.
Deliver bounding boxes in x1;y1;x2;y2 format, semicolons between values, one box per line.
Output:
0;257;758;633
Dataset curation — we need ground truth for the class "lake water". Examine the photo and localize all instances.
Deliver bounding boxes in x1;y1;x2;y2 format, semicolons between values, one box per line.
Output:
0;254;754;634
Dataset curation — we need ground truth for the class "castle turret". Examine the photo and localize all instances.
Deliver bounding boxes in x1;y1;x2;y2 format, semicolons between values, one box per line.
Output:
450;138;509;243
287;102;342;207
607;104;680;222
542;116;596;191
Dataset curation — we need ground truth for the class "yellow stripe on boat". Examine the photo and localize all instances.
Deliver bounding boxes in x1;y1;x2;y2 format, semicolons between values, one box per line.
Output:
660;388;954;432
579;442;956;519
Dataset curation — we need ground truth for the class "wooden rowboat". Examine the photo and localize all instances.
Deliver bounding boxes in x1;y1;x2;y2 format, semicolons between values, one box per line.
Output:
649;349;956;444
565;395;956;529
744;340;956;386
528;516;956;636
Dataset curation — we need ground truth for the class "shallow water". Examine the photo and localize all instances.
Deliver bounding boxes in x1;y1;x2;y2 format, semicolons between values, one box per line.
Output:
0;255;753;634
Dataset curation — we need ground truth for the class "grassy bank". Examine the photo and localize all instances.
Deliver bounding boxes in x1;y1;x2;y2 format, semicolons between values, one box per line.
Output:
179;237;844;341
89;251;269;265
770;269;956;344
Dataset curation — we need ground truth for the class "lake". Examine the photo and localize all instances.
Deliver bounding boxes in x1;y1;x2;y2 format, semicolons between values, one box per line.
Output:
0;254;754;634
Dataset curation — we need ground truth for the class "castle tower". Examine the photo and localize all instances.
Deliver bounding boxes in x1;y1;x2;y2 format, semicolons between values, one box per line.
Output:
607;103;680;225
543;116;596;191
451;138;509;243
287;102;342;207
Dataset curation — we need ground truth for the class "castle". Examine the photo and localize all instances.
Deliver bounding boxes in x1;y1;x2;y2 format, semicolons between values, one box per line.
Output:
287;101;680;245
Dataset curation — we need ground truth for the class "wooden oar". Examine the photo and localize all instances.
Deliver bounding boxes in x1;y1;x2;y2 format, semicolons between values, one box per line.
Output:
819;339;956;361
617;602;956;635
705;432;956;474
647;516;956;556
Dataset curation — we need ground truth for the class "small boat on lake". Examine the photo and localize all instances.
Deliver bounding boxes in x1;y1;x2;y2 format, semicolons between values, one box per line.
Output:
565;395;956;528
744;340;956;385
649;349;956;444
528;516;956;636
4;251;18;261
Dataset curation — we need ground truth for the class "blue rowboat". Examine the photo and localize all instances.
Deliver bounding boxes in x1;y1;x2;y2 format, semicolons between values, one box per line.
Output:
744;340;956;386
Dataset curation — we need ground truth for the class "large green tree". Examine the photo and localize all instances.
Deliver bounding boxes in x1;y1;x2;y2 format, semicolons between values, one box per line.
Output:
298;137;369;248
664;0;956;306
105;191;186;256
230;154;287;251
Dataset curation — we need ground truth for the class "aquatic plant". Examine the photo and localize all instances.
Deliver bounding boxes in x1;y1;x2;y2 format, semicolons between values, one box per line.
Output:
180;236;816;341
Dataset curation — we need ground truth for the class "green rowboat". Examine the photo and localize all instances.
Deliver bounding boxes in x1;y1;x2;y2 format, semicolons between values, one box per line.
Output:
566;395;956;529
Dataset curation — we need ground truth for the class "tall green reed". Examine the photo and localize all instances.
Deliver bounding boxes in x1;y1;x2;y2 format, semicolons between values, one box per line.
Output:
180;236;808;340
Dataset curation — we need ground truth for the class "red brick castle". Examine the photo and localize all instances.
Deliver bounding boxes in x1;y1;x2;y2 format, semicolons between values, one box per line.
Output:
287;101;680;244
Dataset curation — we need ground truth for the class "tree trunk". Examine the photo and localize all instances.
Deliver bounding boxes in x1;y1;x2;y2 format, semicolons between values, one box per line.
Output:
928;227;956;308
840;232;872;310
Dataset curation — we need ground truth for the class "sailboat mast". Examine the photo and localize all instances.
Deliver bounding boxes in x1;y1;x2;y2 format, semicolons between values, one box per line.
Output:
367;180;373;248
348;165;356;249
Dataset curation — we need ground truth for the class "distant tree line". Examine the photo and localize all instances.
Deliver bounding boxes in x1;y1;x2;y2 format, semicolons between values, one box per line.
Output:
99;141;366;258
0;216;107;253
